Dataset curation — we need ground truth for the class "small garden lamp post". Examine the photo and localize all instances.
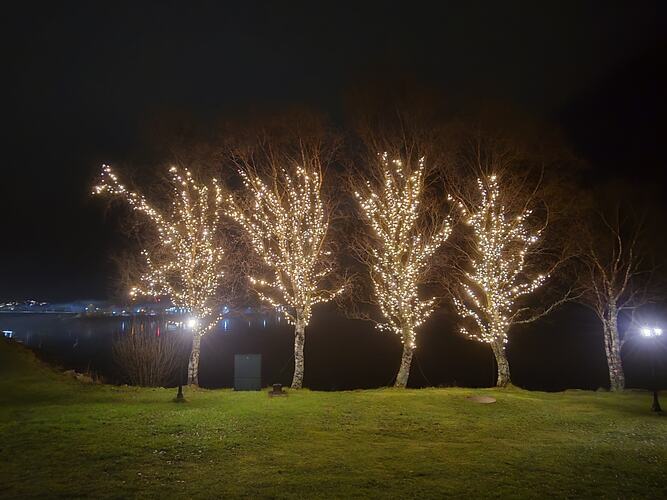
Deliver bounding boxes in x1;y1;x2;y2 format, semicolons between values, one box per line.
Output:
175;368;185;402
175;318;198;403
640;326;663;412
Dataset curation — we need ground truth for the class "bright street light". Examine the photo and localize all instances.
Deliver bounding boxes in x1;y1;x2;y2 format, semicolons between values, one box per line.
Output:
640;324;663;412
641;326;663;338
186;318;198;329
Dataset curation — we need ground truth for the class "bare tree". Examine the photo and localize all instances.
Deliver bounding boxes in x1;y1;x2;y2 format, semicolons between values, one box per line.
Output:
94;165;230;386
226;120;344;389
579;207;657;391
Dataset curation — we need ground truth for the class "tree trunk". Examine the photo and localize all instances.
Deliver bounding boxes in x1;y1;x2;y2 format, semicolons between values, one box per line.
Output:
188;333;201;386
491;341;511;387
603;307;625;391
394;342;414;388
291;313;306;389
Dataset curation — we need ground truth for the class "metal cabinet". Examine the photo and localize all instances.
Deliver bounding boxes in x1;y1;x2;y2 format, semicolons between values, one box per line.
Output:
234;354;261;390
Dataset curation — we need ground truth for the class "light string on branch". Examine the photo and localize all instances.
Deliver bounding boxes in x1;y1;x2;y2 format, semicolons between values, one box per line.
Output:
227;163;343;326
94;164;226;333
452;175;546;345
356;154;451;349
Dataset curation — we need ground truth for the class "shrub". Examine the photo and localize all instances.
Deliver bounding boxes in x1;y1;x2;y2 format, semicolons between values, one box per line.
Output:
112;331;184;387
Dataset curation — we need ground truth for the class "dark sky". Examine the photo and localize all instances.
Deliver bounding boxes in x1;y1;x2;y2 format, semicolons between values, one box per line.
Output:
3;1;665;302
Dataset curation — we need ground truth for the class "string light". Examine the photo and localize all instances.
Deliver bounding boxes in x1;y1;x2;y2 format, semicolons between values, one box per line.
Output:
93;164;226;384
452;175;546;346
356;154;451;352
226;162;343;388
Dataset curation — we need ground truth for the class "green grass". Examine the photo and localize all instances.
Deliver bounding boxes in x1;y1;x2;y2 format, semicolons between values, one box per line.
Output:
1;340;666;499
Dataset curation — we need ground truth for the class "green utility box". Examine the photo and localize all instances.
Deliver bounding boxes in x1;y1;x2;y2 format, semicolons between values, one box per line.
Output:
234;354;262;391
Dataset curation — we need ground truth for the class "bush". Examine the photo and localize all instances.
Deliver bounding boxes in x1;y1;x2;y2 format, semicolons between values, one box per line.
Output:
112;331;184;387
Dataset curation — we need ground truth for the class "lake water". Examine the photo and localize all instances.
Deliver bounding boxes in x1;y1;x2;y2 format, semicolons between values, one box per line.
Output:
1;306;665;391
0;313;297;388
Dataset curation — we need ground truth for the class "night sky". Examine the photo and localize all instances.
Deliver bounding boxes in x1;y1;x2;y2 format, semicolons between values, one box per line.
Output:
3;1;665;302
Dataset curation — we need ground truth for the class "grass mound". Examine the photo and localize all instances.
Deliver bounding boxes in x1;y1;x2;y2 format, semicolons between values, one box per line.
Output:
0;339;665;498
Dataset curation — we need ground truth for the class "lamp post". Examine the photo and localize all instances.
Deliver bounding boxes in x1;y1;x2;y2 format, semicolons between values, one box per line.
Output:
175;363;185;402
640;326;663;412
174;319;191;403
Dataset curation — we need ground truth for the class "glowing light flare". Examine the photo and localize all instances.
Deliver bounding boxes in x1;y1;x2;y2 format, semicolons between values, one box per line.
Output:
641;326;663;338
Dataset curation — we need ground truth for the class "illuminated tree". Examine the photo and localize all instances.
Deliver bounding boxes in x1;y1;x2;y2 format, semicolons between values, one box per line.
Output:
226;154;343;389
451;175;555;387
355;154;451;388
94;165;226;386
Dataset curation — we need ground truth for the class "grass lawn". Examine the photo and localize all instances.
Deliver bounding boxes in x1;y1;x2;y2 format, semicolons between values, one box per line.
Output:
1;340;666;498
